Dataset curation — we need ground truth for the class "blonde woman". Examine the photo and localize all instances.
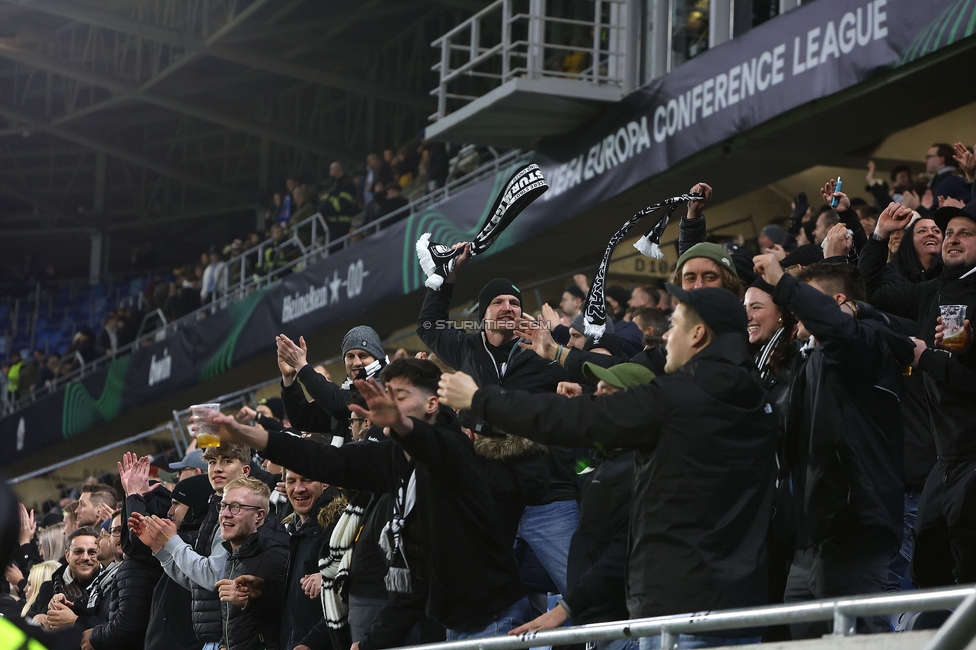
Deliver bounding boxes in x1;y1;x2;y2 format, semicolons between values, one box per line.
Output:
21;561;60;621
36;524;64;562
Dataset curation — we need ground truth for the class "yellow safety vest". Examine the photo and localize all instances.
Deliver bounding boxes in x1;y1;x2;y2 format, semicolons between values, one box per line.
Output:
0;617;47;650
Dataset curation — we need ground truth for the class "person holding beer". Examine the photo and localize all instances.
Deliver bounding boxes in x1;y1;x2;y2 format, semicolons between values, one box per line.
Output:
858;201;976;589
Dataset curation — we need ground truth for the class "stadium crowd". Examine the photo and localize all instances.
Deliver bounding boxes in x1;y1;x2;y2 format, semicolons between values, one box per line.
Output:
1;139;975;650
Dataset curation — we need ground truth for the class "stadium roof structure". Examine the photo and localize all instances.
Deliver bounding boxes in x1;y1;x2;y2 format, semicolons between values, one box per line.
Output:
0;0;485;276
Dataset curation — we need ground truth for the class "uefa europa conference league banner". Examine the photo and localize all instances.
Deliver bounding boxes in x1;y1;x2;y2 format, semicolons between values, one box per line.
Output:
0;0;966;468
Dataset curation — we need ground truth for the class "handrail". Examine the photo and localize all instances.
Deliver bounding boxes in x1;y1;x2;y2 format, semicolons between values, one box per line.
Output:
430;0;630;122
0;148;531;419
397;586;976;650
924;590;976;650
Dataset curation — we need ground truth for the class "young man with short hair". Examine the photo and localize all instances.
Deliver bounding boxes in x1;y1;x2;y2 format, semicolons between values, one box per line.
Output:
213;477;289;650
76;485;119;528
136;442;252;650
438;285;777;649
198;358;528;642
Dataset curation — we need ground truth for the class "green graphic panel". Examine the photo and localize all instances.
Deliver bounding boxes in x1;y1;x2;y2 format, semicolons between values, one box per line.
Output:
899;0;976;65
62;356;131;438
401;163;528;294
200;288;268;380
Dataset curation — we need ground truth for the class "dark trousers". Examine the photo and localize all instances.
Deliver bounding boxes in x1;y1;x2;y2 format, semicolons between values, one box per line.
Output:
912;457;976;587
784;527;895;639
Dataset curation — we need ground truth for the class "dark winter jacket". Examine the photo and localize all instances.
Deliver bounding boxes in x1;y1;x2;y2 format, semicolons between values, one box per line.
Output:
859;236;976;459
473;435;550;546
129;491;207;650
281;490;343;649
417;284;567;394
263;408;525;630
563;450;633;625
470;332;777;619
773;274;914;549
221;518;290;650
282;364;355;438
192;495;223;643
29;563;99;620
88;556;162;650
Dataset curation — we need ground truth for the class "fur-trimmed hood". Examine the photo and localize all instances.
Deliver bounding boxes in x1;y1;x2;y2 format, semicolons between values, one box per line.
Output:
473;434;546;464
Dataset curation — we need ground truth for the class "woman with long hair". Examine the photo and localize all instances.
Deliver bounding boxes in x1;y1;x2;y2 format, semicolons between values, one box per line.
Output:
21;560;60;621
892;216;943;283
36;524;64;562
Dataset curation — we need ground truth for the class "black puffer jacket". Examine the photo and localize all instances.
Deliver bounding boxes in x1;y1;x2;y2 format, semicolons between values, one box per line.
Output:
281;489;342;649
88;555;162;649
221;518;290;650
859;236;976;459
192;494;223;643
470;333;778;620
774;273;914;548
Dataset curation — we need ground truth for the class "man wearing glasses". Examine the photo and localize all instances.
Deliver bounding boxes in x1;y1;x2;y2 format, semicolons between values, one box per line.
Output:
213;476;289;650
28;527;102;626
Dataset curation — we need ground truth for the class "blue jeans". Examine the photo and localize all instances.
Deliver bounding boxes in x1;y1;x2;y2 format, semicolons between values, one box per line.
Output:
517;501;579;596
639;634;762;649
202;644;220;650
597;637;640;650
446;597;532;640
888;490;921;592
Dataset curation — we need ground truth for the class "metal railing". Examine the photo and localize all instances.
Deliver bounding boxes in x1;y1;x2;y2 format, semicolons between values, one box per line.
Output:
430;0;629;122
397;587;976;650
0;147;531;419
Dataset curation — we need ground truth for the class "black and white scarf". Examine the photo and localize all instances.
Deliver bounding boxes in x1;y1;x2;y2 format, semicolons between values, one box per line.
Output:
583;193;703;340
416;164;548;290
378;464;417;593
319;494;367;630
755;326;785;382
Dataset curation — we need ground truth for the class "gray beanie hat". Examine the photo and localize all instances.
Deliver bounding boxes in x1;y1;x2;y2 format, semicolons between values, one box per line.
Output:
341;325;385;360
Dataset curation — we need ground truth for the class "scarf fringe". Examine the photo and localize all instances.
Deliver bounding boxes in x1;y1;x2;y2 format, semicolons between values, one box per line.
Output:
633;235;663;259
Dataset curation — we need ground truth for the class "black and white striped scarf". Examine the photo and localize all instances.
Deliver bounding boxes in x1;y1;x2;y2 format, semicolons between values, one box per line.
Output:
318;494;367;630
583;193;703;340
416;163;548;290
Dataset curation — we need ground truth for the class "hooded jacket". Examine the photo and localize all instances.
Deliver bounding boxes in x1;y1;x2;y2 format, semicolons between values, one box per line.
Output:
130;490;207;650
773;274;914;548
859;237;976;459
469;332;777;619
221;517;290;650
262;408;525;630
280;489;343;650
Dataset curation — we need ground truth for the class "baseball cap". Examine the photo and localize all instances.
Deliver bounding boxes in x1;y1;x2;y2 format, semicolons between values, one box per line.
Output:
933;204;976;234
169;449;208;471
582;362;655;389
665;283;748;336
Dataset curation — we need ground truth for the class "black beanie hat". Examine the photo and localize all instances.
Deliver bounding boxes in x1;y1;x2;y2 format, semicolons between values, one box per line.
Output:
258;397;285;421
172;474;215;514
479;278;522;320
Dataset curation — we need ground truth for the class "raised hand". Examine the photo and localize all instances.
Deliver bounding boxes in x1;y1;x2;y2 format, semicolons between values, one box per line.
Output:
752;253;785;287
18;503;35;545
235;405;257;423
276;334;308;372
445;242;472;282
953;142;976;183
875;202;915;238
938;196;966;209
573;273;590;293
900;190;921;211
686;182;712;220
437;372;479;411
821;178;850;211
349;378;412;433
515;313;557;361
866;160;877;185
822;223;853;259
